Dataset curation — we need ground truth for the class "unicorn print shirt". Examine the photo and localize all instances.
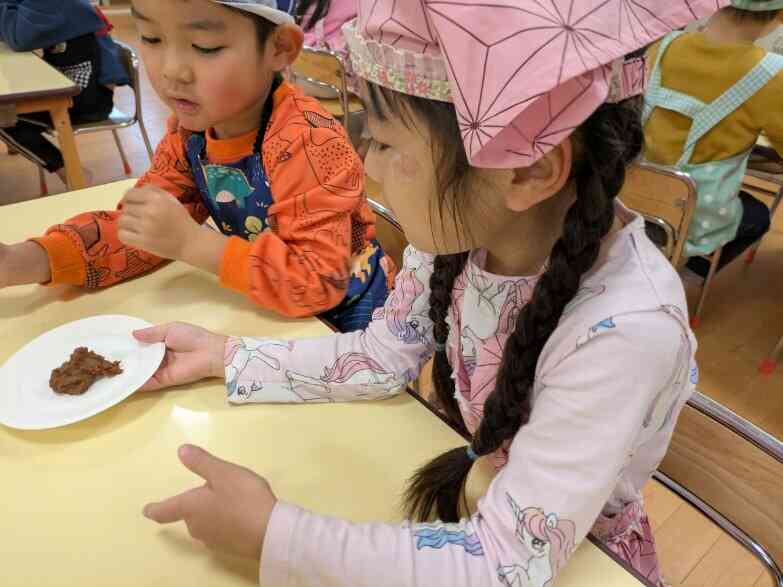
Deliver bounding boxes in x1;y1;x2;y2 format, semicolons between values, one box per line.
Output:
226;205;696;587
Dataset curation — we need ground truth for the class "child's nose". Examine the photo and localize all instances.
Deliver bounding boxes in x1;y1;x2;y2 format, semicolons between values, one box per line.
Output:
162;52;194;85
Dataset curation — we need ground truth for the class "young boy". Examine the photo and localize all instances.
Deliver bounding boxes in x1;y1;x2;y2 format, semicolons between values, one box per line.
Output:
0;0;393;332
643;0;783;279
0;0;129;184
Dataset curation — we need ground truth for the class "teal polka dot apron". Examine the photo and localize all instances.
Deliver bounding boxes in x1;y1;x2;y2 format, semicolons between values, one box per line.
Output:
643;31;783;257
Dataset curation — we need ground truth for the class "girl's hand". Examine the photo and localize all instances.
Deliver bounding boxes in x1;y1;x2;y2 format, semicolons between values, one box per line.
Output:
143;444;277;561
118;186;200;261
133;322;227;391
0;242;9;289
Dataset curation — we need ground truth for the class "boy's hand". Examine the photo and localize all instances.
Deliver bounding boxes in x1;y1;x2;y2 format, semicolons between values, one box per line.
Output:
133;322;227;392
0;241;52;288
143;444;277;561
118;186;200;261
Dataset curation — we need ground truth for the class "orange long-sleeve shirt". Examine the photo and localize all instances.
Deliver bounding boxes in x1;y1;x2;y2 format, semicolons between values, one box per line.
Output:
32;82;381;317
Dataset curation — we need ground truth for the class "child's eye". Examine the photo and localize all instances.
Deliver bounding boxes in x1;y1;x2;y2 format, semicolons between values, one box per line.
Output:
140;36;161;45
532;538;545;549
371;139;391;152
193;45;224;55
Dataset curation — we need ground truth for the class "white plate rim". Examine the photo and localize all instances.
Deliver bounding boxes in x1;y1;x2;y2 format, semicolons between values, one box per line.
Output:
0;314;165;430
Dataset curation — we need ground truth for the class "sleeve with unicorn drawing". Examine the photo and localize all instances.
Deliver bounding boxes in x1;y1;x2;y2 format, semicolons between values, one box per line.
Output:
259;309;693;587
223;246;437;403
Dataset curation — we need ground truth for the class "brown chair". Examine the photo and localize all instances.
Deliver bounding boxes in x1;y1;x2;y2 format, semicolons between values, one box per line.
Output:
619;161;698;269
288;46;365;142
656;393;783;586
38;40;154;192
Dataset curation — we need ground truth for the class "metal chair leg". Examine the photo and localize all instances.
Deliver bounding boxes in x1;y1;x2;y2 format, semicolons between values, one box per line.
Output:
759;335;783;375
112;129;132;175
691;247;723;329
38;166;48;197
138;117;154;163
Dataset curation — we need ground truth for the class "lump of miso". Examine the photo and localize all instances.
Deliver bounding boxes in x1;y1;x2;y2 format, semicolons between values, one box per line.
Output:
49;347;123;395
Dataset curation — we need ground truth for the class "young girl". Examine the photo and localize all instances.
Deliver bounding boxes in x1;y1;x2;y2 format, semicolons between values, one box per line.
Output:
137;1;725;585
0;0;393;332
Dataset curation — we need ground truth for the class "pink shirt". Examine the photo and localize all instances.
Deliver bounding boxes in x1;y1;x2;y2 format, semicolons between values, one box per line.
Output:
224;206;696;587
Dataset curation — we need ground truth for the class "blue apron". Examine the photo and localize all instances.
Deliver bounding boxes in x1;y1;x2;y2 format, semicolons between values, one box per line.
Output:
185;129;389;332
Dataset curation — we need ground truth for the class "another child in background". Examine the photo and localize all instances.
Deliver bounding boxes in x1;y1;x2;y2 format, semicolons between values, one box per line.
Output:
292;0;357;100
297;0;355;58
0;0;129;184
133;2;724;586
0;0;394;332
644;0;783;280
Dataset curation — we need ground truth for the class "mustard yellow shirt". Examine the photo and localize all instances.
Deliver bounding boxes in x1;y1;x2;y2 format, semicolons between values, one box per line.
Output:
644;32;783;166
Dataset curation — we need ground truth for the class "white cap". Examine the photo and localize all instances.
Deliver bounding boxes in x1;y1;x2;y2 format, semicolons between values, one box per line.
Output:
214;0;297;25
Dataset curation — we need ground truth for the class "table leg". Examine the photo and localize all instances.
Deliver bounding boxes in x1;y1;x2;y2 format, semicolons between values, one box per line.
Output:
49;100;86;190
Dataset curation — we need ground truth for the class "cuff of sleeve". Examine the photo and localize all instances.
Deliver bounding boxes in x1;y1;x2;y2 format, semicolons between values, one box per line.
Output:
218;236;252;294
29;233;86;285
260;501;300;587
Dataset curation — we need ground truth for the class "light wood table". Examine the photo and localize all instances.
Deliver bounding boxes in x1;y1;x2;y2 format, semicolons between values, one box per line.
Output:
0;182;647;586
0;42;87;189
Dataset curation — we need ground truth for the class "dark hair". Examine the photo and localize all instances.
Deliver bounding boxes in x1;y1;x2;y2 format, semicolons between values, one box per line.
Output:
224;6;278;49
725;5;781;23
366;83;643;522
295;0;332;31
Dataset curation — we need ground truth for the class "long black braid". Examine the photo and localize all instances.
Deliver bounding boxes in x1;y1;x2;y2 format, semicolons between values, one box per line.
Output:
404;99;644;522
427;253;470;436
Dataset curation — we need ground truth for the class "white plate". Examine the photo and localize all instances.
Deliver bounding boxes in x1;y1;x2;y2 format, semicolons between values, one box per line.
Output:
0;315;165;430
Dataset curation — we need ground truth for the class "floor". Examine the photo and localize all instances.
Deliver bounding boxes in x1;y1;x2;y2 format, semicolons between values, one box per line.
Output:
0;14;780;587
645;481;775;587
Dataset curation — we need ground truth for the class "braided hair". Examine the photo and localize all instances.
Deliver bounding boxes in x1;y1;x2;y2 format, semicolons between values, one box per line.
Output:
365;81;643;523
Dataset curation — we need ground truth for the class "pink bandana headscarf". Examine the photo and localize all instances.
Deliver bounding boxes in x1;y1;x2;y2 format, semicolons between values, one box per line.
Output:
344;0;730;168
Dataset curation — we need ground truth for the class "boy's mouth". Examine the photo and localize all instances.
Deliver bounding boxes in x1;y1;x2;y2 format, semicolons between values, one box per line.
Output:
170;97;200;115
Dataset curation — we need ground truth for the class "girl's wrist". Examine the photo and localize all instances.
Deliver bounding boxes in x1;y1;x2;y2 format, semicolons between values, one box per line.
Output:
209;334;229;380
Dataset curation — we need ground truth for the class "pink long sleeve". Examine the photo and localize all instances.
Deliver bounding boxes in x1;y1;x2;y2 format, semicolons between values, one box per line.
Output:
259;310;690;587
223;247;436;404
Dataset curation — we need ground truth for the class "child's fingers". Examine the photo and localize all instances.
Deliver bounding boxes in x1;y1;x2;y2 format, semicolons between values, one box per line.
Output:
122;187;155;205
178;444;234;484
138;371;166;392
143;487;201;524
133;324;171;343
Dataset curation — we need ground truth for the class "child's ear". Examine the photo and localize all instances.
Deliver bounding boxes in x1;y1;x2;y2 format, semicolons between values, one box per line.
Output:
503;139;573;213
267;24;304;71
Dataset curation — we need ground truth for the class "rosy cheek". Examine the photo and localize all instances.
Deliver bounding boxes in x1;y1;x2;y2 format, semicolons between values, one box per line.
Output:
390;151;421;183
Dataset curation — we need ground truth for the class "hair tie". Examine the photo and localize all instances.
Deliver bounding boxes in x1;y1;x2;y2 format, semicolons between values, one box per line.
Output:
434;342;446;352
466;446;478;462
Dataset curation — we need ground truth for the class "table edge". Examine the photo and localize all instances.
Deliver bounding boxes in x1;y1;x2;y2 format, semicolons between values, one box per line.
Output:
0;85;80;105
